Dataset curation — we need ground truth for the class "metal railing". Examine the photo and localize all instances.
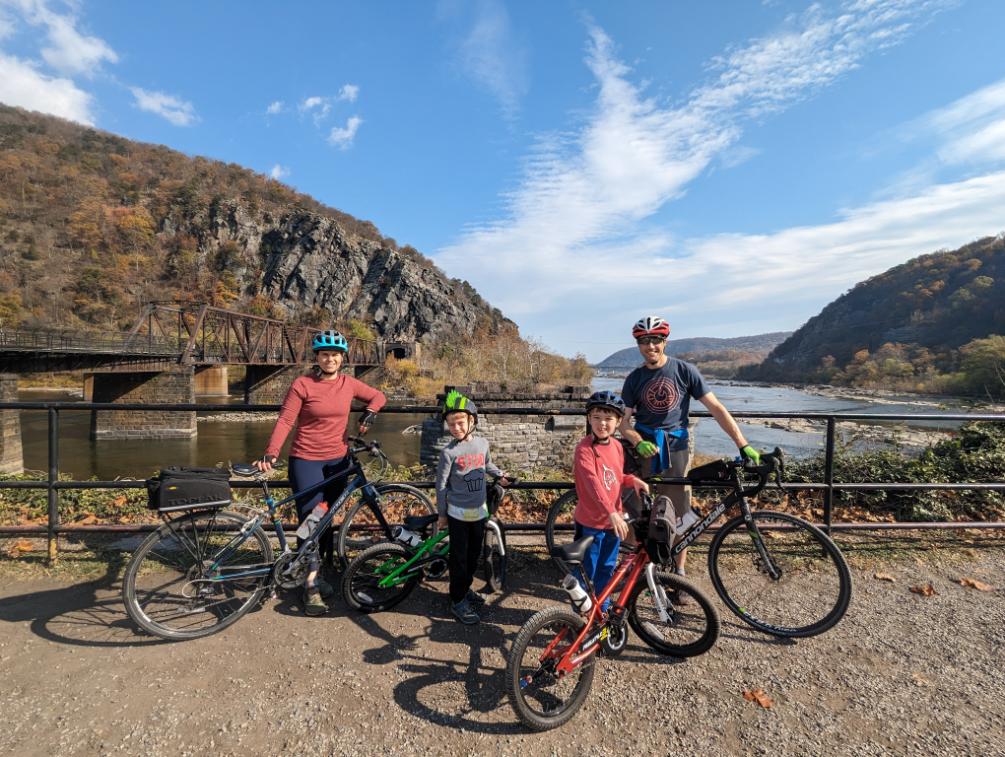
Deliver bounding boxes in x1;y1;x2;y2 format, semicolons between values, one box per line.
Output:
1;401;1003;562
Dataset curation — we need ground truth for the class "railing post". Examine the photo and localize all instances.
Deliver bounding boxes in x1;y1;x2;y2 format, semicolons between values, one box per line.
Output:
823;416;836;536
47;406;60;564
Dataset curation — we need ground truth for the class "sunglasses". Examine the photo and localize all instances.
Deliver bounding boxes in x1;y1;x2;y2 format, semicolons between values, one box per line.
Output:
636;336;665;346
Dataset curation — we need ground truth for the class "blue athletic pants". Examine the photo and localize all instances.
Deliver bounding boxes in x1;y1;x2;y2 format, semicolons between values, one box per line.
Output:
574;522;621;611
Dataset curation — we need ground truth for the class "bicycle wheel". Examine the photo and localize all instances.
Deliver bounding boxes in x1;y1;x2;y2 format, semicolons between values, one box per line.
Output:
336;483;434;564
507;606;596;732
544;489;578;558
708;510;852;638
341;542;420;613
627;570;719;657
122;510;273;641
482;521;507;593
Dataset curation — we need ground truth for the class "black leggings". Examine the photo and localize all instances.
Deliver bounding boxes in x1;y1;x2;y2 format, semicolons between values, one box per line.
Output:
289;456;349;567
448;516;486;603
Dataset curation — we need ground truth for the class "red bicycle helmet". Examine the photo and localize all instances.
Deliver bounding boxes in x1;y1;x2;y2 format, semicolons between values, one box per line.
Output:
632;316;670;340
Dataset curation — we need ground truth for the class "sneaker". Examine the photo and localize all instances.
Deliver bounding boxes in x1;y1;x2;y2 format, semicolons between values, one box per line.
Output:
451;598;480;625
315;578;336;600
466;589;487;606
303;587;328;616
671;569;691;606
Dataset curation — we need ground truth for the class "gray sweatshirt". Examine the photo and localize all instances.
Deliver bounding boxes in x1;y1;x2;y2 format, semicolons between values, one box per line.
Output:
435;435;503;521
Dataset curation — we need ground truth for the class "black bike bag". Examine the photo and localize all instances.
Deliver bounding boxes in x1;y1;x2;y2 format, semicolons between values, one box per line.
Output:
686;459;732;484
147;467;231;512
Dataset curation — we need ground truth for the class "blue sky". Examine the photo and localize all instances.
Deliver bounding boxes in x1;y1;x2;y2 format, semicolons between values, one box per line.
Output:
2;0;1004;361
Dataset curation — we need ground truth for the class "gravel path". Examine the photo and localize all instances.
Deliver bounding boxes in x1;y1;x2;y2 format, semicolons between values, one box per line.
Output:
0;534;1002;756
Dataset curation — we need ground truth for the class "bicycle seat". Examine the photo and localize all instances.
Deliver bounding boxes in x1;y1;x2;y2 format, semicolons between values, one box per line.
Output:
231;463;259;477
550;535;594;565
404;513;438;531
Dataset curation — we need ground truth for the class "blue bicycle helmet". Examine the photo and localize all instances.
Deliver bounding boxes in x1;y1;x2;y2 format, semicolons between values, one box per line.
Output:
311;329;349;353
586;390;626;418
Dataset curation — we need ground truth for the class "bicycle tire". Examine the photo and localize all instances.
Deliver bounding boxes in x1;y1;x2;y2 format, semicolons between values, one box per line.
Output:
341;542;420;613
507;606;596;732
627;570;719;657
483;521;507;593
544;489;579;559
708;510;852;638
335;483;434;565
122;510;273;641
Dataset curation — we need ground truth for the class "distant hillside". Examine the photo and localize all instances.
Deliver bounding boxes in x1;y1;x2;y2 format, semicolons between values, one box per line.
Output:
0;104;512;343
742;235;1005;396
596;332;792;375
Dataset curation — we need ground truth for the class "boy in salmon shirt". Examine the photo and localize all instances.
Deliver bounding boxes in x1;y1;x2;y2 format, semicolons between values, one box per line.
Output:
573;391;649;610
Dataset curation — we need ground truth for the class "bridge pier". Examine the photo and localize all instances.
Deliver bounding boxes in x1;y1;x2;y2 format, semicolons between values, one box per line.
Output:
244;365;303;404
89;367;197;440
194;366;229;397
1;374;23;474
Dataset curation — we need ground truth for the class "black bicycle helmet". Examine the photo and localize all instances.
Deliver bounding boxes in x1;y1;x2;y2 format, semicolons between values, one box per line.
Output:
442;389;479;422
585;390;626;418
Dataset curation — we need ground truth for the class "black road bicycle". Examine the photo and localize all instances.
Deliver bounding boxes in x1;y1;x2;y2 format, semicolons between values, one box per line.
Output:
121;437;432;641
543;448;852;638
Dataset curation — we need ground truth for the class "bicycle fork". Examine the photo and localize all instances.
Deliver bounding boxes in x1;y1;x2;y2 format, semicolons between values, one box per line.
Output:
644;563;673;623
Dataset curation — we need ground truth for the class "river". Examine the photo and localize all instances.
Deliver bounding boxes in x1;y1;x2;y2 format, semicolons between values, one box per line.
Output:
16;379;976;479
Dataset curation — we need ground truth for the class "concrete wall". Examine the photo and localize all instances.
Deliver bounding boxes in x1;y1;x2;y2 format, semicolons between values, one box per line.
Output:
420;384;592;473
89;367;197;440
0;373;23;474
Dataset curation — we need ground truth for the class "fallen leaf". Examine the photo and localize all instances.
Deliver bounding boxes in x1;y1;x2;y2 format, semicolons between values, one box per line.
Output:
77;514;98;525
957;577;994;592
910;583;937;597
742;688;774;709
4;539;34;556
873;572;896;582
912;672;930;687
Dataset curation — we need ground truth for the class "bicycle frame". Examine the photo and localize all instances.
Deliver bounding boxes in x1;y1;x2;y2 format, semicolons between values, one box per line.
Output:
174;456;392;585
551;546;651;675
374;530;449;587
371;515;507;588
654;468;781;580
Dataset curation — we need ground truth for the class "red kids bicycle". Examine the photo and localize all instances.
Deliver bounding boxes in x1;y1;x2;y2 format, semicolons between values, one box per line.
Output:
506;497;720;731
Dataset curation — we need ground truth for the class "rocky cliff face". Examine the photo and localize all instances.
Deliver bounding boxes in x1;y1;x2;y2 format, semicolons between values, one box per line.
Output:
161;201;512;342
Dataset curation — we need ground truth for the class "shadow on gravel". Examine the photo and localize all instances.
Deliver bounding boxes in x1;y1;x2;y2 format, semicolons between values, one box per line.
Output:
0;551;165;648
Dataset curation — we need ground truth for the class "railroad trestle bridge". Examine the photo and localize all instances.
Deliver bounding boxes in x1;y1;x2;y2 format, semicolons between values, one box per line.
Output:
0;303;418;442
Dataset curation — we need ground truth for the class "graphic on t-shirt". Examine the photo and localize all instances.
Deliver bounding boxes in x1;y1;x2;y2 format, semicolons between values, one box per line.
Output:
642;375;681;413
463;470;484;493
601;462;616;491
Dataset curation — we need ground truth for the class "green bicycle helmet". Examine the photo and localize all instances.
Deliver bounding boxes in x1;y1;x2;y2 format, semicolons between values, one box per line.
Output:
442;389;478;423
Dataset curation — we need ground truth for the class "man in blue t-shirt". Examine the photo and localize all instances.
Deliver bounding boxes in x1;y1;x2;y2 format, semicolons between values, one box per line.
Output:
620;316;760;580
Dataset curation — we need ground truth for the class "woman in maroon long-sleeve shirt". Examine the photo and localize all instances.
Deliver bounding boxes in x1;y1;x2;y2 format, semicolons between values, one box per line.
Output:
254;329;386;615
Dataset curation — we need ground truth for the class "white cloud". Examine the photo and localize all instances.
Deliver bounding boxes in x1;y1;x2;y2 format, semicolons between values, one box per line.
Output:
435;1;956;351
266;100;284;115
8;0;117;77
456;0;527;118
328;115;362;149
925;77;1005;165
336;83;358;102
300;95;331;124
269;163;289;180
130;86;197;126
0;51;94;124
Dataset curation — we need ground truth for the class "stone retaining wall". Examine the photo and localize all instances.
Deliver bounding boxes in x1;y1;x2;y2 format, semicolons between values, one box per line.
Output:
89;367;196;440
419;383;591;472
0;373;23;474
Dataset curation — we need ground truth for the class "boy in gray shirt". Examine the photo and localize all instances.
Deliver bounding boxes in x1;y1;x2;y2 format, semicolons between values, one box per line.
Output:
436;391;510;624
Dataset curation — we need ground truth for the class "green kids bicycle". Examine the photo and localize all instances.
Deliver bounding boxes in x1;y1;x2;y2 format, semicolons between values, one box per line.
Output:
341;478;509;612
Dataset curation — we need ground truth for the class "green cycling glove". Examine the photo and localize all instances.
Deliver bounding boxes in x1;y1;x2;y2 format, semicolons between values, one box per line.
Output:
739;445;761;465
635;440;659;458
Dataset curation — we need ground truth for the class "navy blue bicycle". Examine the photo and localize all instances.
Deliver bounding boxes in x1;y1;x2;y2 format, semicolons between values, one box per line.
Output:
122;437;432;640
